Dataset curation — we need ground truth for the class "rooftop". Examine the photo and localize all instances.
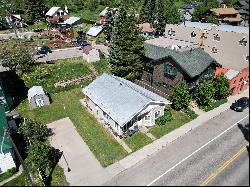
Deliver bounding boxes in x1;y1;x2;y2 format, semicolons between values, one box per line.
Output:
46;7;62;17
60;16;81;25
225;69;240;80
144;44;219;78
138;23;156;33
83;74;169;126
211;8;240;15
28;86;46;100
86;25;103;37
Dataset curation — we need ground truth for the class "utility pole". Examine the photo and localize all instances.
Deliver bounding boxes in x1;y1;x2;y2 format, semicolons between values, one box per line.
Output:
6;128;36;186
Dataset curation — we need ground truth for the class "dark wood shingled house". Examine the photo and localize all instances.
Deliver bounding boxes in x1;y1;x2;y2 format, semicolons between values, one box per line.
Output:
138;44;221;96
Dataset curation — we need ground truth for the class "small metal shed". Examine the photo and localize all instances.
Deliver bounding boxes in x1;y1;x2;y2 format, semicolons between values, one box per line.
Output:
28;86;51;109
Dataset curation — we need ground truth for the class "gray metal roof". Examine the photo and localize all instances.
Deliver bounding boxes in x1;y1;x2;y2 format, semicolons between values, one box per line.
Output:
60;16;81;25
86;25;103;37
46;7;61;17
83;74;169;127
181;21;249;34
144;44;219;78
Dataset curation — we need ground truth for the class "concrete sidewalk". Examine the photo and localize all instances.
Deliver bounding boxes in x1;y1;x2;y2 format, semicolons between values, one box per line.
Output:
108;89;249;172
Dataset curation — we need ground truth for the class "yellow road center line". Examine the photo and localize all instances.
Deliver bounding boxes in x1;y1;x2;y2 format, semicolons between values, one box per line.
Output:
201;145;248;186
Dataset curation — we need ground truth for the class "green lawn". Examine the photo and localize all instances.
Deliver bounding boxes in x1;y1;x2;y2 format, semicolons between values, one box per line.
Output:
0;168;16;183
125;132;153;152
202;99;228;112
3;165;68;186
93;58;110;75
149;110;191;139
17;88;127;167
174;0;189;9
71;5;106;21
22;58;92;94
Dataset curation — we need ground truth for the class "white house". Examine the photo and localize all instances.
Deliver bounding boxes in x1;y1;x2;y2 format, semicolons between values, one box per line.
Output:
83;74;170;137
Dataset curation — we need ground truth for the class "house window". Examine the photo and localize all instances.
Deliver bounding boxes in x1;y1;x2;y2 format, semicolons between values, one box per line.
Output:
239;38;247;46
212;46;218;53
155;111;161;119
214;34;221;41
144;115;151;121
191;31;197;38
164;64;178;77
246;55;249;62
57;12;60;16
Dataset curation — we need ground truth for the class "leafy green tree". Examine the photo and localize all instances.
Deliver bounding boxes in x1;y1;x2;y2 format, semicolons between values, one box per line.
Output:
156;109;173;125
207;14;219;24
18;118;49;142
26;141;57;174
192;0;219;22
195;81;215;107
213;73;231;100
0;46;34;75
109;7;145;81
171;82;192;111
165;0;181;24
140;0;149;23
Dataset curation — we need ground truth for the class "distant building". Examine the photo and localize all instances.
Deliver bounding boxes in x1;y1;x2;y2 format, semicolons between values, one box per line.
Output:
179;2;201;21
205;8;241;25
83;74;170;137
139;44;220;96
0;105;16;174
215;67;249;96
45;7;69;25
86;25;103;37
164;22;249;95
28;86;51;109
138;23;156;38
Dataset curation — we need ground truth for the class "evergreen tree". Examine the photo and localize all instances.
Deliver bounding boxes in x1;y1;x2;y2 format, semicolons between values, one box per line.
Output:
109;7;145;81
103;7;116;42
25;0;47;21
139;0;149;23
139;0;156;24
154;0;166;36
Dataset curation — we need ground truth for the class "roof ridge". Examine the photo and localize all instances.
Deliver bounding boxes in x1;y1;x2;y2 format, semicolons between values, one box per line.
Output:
111;75;159;101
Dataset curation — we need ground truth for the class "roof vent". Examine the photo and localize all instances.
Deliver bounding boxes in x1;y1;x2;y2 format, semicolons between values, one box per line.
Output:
120;83;123;86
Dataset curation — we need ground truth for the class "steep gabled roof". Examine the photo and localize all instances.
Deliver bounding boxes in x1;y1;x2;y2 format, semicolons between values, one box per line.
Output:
144;43;219;78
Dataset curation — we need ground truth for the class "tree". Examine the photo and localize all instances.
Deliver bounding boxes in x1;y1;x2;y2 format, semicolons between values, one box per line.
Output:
154;0;166;36
0;46;34;75
139;0;156;24
139;0;149;23
26;141;57;175
213;73;231;100
192;0;219;22
207;14;219;24
24;0;47;21
165;0;181;24
171;82;192;111
109;7;145;81
195;81;215;107
18;118;49;142
103;7;116;42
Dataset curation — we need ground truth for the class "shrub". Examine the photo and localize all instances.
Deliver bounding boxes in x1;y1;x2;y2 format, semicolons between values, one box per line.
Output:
156;109;173;126
203;99;228;112
182;107;198;120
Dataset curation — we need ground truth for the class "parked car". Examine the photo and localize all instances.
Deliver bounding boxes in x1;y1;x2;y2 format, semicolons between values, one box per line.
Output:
230;97;249;112
78;40;90;50
37;45;52;55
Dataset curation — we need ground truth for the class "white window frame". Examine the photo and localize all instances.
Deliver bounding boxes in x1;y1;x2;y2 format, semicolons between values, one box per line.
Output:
155;111;161;119
144;115;151;121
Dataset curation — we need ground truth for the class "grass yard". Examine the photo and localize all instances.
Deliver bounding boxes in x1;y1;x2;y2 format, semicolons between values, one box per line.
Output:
125;132;153;152
149;110;191;139
93;58;110;75
3;165;68;186
17;88;128;167
22;58;92;94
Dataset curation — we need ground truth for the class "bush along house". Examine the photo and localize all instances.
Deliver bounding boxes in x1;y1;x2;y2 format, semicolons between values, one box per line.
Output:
83;74;170;138
138;44;221;96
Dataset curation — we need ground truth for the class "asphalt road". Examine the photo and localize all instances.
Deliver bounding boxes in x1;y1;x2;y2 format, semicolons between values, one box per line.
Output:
104;108;249;186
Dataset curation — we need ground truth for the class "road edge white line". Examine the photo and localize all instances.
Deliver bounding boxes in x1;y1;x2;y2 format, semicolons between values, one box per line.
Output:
147;115;249;186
